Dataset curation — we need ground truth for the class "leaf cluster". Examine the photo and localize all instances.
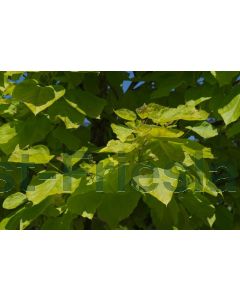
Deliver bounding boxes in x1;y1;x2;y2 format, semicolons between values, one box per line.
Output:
0;71;239;229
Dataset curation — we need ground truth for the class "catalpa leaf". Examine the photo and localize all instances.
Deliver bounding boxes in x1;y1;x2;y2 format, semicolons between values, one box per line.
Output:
0;198;52;230
41;210;76;230
0;122;18;154
211;71;239;86
13;79;54;104
99;140;139;153
97;191;141;228
0;122;17;143
133;167;179;205
187;121;218;139
218;93;240;125
65;90;106;118
2;192;27;210
26;172;81;205
51;126;82;151
188;163;222;197
61;147;88;169
19;115;53;146
157;138;214;160
48;98;85;129
13;80;65;115
111;124;134;142
226;121;240;138
134;124;184;138
180;192;215;228
136;103;209;124
150;72;184;99
68;192;103;219
114;108;137;121
9;145;54;164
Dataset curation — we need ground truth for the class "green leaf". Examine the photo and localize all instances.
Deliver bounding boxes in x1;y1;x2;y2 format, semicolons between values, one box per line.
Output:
218;93;240;125
144;195;180;229
65;90;106;118
51;126;82;151
147;139;185;169
211;71;239;86
0;117;53;155
187;121;218;139
13;80;65;115
48;98;85;129
9;145;54;164
136;102;209;124
2;192;27;210
13;79;54;103
0;198;52;230
97;191;140;227
68;192;103;219
214;206;233;229
188;163;222;197
180;192;215;227
226;121;240;138
150;72;184;99
0;122;18;154
178;138;214;159
61;147;88;169
26;172;81;205
114;108;137;121
133;166;179;205
99;140;139;153
111;124;134;142
19;115;53;146
41;210;76;230
134;124;184;138
68;189;140;227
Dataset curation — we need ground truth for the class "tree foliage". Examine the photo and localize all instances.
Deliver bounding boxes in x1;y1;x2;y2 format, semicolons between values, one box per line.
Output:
0;71;240;229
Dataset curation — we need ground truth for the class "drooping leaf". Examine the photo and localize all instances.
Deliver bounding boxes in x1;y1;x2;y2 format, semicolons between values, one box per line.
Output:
218;93;240;125
9;145;54;164
48;98;85;129
111;124;134;142
61;147;88;169
226;121;240;138
134;124;184;138
13;80;65;115
97;191;141;227
211;71;239;86
180;192;215;228
0;198;52;230
187;121;218;139
136;102;209;124
114;108;137;121
2;192;27;210
133;166;179;205
26;172;81;205
68;192;103;219
65;90;106;118
0;122;18;154
100;140;139;153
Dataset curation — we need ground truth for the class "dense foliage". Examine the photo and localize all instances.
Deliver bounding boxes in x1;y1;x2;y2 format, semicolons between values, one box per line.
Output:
0;71;240;229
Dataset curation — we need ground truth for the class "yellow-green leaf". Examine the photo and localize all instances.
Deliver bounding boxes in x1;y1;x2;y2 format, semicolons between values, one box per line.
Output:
136;103;209;124
9;145;54;164
111;124;133;142
114;108;137;121
133;167;179;205
3;192;27;210
218;93;240;125
99;140;139;153
187;121;218;139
